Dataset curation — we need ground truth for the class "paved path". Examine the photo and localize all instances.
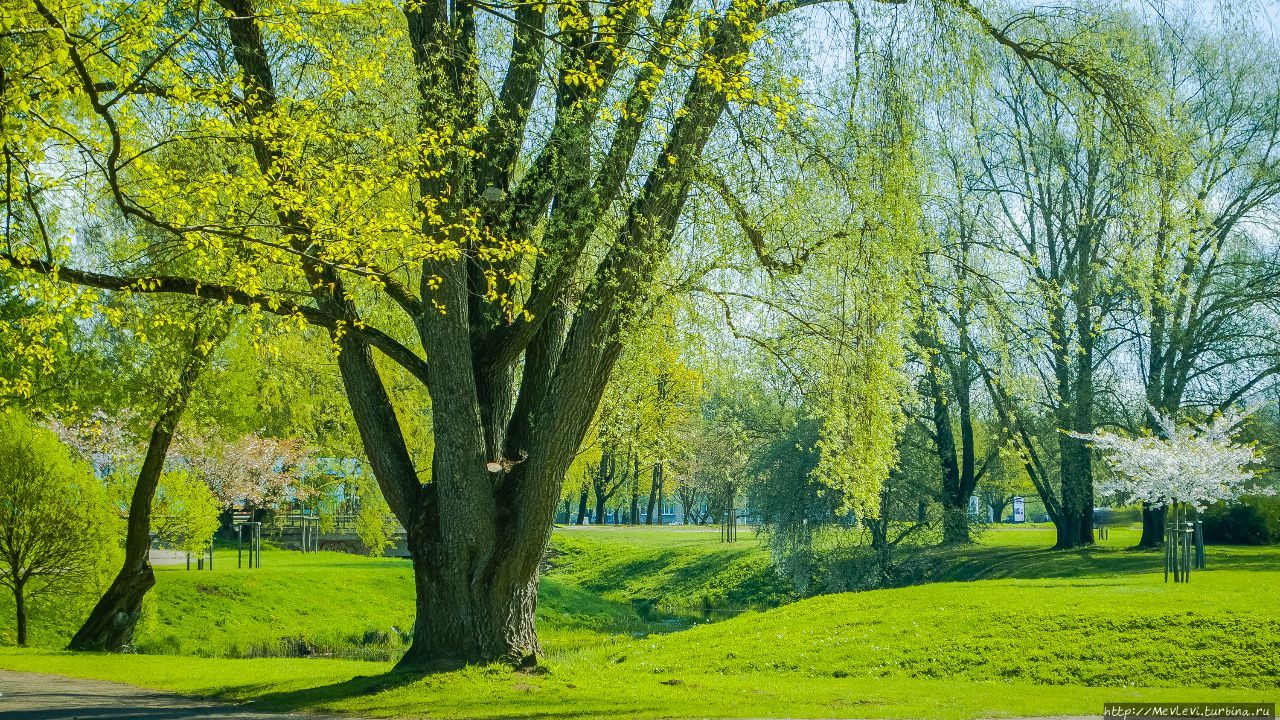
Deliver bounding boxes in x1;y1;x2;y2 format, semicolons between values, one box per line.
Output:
0;670;362;720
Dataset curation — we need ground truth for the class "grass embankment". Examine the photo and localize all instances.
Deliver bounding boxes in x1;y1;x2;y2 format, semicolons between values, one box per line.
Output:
1;525;777;657
1;524;1278;719
550;525;792;614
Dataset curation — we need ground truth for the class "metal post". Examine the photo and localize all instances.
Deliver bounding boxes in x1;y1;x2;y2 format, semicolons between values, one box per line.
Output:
1195;518;1205;570
238;525;242;568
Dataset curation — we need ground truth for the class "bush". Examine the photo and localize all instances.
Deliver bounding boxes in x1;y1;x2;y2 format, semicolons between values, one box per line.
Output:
0;411;118;645
1202;496;1280;545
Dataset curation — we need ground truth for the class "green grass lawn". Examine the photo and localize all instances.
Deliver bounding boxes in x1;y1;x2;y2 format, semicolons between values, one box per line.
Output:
1;523;1278;719
2;525;776;657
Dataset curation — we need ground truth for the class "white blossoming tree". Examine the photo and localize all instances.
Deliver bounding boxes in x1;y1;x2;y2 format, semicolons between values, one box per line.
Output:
1071;409;1271;582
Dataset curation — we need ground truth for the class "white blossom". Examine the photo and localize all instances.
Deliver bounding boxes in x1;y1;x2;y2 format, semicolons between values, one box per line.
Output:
1070;408;1271;513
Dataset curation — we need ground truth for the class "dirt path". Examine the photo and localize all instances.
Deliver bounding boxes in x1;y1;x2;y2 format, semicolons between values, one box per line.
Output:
0;669;363;720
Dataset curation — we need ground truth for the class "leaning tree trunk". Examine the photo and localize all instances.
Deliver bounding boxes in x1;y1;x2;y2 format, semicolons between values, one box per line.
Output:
69;328;219;652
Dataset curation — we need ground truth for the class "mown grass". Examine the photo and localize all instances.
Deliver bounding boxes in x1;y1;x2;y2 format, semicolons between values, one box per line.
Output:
134;551;416;659
1;526;770;657
1;523;1278;719
2;645;1273;720
550;524;794;616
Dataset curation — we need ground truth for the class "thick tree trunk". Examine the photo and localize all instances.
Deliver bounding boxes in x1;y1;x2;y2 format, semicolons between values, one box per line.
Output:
69;423;170;651
942;504;970;545
629;457;641;525
926;356;970;546
396;524;541;670
1137;406;1171;549
1055;436;1095;549
70;326;219;652
989;496;1011;524
13;581;26;646
657;478;665;525
594;492;607;526
1139;503;1165;549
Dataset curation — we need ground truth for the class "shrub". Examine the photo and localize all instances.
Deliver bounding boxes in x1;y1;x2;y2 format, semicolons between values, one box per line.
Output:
1202;496;1280;545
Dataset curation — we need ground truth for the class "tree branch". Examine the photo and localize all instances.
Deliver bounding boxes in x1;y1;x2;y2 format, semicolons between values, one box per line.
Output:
0;253;431;386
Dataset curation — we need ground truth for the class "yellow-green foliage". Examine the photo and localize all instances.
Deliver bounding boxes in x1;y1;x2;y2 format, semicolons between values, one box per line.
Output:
0;411;119;644
153;470;221;555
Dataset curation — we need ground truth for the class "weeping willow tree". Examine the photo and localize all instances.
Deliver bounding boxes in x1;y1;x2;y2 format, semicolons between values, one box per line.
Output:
682;14;929;580
4;0;1138;669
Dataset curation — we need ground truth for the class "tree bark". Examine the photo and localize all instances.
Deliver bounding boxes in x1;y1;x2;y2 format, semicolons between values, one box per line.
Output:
69;325;222;652
645;462;662;525
576;487;589;525
1139;503;1165;549
657;476;665;526
1055;436;1095;549
630;456;641;526
592;453;615;525
13;580;26;646
988;495;1011;524
925;342;970;545
594;493;608;526
396;519;541;670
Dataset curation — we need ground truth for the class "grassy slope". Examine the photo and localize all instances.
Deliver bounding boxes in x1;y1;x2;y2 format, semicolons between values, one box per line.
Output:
2;526;768;657
1;524;1278;719
550;525;793;611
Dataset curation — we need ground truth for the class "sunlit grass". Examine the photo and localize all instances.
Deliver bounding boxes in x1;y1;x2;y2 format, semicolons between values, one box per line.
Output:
2;525;1278;719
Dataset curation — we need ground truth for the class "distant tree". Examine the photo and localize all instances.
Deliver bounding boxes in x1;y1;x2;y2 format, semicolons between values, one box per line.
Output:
0;412;115;646
151;470;221;557
1118;27;1280;547
1073;409;1270;579
177;432;306;512
1073;409;1267;513
589;451;628;525
976;446;1035;524
354;469;398;556
673;473;711;526
973;53;1131;550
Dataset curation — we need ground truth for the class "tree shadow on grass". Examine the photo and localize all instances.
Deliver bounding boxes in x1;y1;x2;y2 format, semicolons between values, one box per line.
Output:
238;670;421;713
930;543;1279;584
239;669;643;720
